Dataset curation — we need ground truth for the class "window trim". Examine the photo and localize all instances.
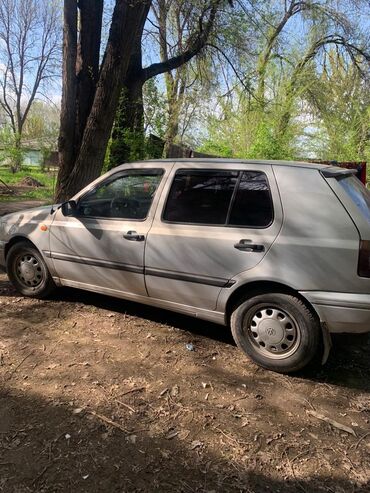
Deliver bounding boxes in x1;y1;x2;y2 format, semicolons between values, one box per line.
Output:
161;168;275;229
75;168;165;222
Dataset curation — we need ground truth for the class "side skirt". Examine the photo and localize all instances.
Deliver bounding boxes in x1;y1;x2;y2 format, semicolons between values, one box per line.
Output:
54;277;226;326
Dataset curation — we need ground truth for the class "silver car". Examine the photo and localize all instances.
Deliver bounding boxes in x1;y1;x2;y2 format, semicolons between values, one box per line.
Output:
1;159;370;373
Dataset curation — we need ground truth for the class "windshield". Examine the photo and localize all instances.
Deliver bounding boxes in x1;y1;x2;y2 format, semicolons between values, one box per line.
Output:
337;175;370;225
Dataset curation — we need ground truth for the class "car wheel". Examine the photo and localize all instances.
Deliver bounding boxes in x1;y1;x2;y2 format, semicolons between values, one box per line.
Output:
6;241;56;298
230;293;320;373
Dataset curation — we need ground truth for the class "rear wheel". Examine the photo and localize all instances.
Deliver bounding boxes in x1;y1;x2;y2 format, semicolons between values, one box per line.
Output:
230;292;320;373
6;241;55;298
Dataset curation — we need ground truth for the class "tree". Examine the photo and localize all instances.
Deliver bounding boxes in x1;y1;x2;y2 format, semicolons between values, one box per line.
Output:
306;51;370;161
0;0;60;171
109;0;225;167
56;0;151;202
199;0;370;161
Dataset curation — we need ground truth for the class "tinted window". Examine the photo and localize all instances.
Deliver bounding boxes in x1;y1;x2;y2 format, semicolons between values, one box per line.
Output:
163;170;238;224
78;170;163;219
229;171;273;227
338;175;370;225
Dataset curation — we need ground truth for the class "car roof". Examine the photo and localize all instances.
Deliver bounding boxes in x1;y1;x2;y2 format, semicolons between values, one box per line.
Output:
120;158;335;171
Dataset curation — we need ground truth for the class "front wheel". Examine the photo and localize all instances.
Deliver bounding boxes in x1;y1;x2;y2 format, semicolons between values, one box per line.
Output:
6;241;55;298
230;293;321;373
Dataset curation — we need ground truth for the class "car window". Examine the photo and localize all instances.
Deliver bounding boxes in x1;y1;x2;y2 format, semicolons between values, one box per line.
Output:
77;169;164;220
163;170;239;224
228;171;273;227
337;175;370;225
163;169;273;228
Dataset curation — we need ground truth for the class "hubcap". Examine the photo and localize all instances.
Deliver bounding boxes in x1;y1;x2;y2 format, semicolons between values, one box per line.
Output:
245;306;300;359
15;254;43;288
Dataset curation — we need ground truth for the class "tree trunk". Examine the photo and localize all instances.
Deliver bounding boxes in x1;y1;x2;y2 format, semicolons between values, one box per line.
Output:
56;0;222;201
56;0;151;202
75;0;104;151
109;79;145;167
163;70;186;157
109;29;145;167
10;135;23;173
56;0;78;196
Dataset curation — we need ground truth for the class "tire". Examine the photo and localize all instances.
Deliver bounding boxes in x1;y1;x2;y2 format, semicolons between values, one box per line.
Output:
6;241;56;298
230;292;321;373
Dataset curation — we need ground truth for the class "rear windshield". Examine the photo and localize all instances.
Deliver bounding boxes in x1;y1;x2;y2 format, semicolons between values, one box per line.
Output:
337;176;370;224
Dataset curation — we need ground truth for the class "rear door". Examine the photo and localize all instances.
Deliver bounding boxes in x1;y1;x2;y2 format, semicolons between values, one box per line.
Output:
145;162;283;310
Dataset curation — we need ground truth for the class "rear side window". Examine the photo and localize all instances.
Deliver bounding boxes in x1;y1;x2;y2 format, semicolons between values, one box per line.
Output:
229;171;273;227
337;176;370;225
163;170;238;224
163;169;273;227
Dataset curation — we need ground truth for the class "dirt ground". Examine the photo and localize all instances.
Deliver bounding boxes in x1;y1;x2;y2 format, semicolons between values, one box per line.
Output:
0;272;369;493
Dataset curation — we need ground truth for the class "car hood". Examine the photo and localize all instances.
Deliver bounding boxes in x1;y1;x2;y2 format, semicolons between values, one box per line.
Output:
1;204;56;223
0;204;60;241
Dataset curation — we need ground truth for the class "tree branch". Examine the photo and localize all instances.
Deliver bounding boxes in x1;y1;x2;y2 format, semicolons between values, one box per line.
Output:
142;1;222;82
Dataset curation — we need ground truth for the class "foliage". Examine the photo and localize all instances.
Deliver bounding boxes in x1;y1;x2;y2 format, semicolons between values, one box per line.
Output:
0;100;59;173
107;77;168;170
22;102;60;144
113;129;146;165
144;78;167;139
0;128;24;172
306;52;370;162
198;85;300;160
197;1;369;163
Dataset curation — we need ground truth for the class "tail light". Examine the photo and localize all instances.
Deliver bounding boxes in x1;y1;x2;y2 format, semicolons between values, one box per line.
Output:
358;240;370;277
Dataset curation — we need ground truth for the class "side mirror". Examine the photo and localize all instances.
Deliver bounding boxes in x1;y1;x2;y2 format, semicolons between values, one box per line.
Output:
61;200;77;217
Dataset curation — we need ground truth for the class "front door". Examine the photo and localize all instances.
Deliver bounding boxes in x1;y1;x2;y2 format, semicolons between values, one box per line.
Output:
145;163;282;310
49;166;167;297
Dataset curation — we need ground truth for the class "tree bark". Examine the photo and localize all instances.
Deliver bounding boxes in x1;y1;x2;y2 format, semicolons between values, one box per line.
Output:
56;0;151;202
109;21;146;167
56;0;78;195
163;68;186;157
75;0;104;151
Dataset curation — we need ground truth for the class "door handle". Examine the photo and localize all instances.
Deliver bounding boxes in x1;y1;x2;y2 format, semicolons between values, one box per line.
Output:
234;239;265;252
123;231;145;242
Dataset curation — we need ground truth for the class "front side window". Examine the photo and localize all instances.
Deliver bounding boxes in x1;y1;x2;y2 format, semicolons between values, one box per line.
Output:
163;169;273;227
77;169;164;220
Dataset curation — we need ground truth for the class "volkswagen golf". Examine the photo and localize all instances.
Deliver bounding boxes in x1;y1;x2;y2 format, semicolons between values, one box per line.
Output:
1;159;369;373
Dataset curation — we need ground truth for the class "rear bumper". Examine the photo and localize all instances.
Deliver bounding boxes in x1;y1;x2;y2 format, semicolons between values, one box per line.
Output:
0;240;5;272
300;291;370;334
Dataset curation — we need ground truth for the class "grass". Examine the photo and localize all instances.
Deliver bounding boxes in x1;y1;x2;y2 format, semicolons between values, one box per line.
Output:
0;165;56;202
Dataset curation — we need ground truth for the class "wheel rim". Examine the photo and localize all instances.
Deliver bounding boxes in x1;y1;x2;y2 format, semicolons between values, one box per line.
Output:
244;305;301;360
14;253;44;288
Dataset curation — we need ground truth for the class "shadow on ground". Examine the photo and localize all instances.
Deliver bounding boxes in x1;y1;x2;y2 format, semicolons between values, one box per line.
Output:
0;391;368;493
57;286;370;392
1;276;370;393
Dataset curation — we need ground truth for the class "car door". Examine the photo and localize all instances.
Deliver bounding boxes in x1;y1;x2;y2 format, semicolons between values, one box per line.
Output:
145;162;283;310
48;165;168;297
